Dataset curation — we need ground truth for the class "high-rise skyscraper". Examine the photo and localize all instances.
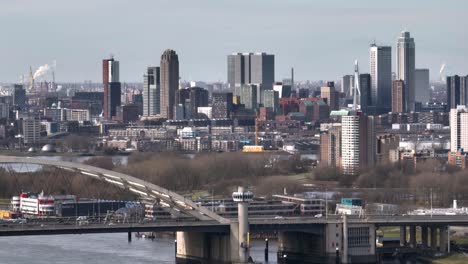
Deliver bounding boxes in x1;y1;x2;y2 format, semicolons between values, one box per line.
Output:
13;84;26;111
142;67;160;116
396;31;416;112
392;80;405;113
160;49;179;119
341;112;375;176
370;44;392;114
262;90;280;113
341;75;354;97
227;52;275;91
103;57;121;120
450;106;468;153
359;74;373;115
415;69;430;104
447;75;468;109
240;84;258;110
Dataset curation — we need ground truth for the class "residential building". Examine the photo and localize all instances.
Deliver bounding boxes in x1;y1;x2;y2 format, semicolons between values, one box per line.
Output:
212;92;233;119
392;80;405;113
450;106;468;153
321;84;339;111
103;57;121;120
240;84;258;110
160;49;179;119
22;118;41;144
263;90;279;113
396;31;416;112
341;112;375;175
320;125;341;168
142;67;160;116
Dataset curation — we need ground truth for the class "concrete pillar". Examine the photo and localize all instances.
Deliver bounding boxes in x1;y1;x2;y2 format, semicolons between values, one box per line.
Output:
176;231;232;264
430;227;437;250
440;226;448;253
448;226;451;253
409;226;417;248
232;186;253;263
421;226;428;247
343;214;348;264
400;226;407;246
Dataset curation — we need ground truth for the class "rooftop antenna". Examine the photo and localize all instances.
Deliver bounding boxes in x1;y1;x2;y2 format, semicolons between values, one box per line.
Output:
353;60;361;111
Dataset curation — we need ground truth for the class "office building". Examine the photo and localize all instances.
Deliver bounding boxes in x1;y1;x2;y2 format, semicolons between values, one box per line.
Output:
370;44;392;113
227;52;275;91
142;67;160;116
321;84;339;111
240;84;257;110
447;75;468;109
160;49;179;119
396;31;416;112
342;75;354;97
189;87;209;119
263;90;279;113
415;69;430;104
273;82;292;98
212;92;233;119
103;57;121;120
341;111;375;176
450;106;468;153
359;74;372;115
13;84;26;111
392;80;405;113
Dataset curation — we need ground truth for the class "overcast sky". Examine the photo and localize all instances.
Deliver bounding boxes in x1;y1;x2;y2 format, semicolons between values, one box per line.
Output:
0;0;466;83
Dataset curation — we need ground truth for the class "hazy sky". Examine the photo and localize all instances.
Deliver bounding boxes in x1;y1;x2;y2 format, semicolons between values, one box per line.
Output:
0;0;466;83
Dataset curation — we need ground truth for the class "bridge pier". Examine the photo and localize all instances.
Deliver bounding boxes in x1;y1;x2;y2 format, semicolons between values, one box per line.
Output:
430;227;437;250
409;226;416;248
175;230;233;264
421;226;428;247
400;226;407;246
440;226;448;253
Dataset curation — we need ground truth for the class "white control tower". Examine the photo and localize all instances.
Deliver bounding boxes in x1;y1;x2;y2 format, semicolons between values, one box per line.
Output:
232;186;254;262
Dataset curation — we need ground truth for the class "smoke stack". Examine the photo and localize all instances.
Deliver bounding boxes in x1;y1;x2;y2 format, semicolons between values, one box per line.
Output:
453;200;457;209
291;67;294;91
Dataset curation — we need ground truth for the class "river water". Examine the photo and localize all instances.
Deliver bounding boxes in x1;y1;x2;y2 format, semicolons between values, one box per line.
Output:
0;233;278;264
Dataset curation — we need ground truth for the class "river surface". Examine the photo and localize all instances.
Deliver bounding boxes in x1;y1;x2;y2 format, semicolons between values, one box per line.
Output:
0;233;277;264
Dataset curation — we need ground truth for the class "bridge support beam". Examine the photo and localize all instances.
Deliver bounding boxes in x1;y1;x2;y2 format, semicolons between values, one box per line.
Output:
440;226;448;253
409;226;416;248
430;227;437;250
277;231;327;264
175;231;233;264
421;226;428;247
400;226;406;246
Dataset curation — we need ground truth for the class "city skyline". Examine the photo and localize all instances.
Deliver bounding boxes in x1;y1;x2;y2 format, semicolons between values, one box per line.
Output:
0;0;467;83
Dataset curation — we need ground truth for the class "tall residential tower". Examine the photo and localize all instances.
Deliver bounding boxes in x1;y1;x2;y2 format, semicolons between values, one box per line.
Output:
396;31;416;112
103;57;121;120
160;49;179;119
142;67;160;116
